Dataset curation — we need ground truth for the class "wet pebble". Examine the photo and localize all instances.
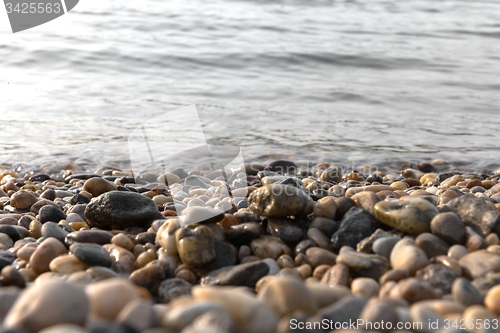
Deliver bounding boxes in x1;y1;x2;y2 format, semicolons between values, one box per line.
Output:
70;243;112;267
176;225;215;267
248;184;314;218
201;260;269;288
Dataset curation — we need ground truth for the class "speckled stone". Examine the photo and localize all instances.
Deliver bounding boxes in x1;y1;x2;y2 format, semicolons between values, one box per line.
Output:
447;195;500;236
416;264;459;294
176;225;215;267
158;278;193;303
248;184;314;218
458;250;500;279
251;235;285;260
374;197;438;234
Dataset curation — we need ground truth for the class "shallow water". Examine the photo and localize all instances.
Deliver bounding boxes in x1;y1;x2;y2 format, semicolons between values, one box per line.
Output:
1;0;500;173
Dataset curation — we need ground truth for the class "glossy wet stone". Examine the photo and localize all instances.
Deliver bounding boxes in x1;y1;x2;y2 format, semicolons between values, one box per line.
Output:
129;263;166;295
374;197;439;234
69;243;112;267
176;225;216;267
336;250;391;280
267;218;306;244
202;261;269;288
248;184;314;218
84;191;159;229
224;222;261;247
65;230;114;246
331;207;379;251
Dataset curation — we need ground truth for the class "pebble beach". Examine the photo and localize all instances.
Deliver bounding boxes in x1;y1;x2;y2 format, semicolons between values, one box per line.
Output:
0;158;500;333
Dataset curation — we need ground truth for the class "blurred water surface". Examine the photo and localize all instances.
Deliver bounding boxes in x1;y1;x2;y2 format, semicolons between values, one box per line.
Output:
1;0;500;172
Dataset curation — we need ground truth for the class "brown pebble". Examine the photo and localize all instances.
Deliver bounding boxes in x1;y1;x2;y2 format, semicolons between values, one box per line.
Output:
1;265;26;288
175;269;197;285
312;265;331;280
320;263;350;287
389;278;440;303
415;232;450;258
465;227;487;251
111;233;135;251
430;212;465;245
351;277;379;299
49;254;89;274
135;250;156;269
29;238;67;274
379;269;409;285
305;247;336;268
486;233;499;246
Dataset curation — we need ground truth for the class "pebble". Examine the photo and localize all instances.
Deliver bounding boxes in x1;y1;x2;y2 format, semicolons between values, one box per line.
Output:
49;254;89;274
84;191;159;229
193;285;279;333
129;263;166;295
157;278;193;303
103;244;136;274
85;278;141;321
267;218;306;244
38;205;66;224
374;197;438;234
305;247;336;268
448;244;469;260
313;196;337;219
336;251;391;280
82;177;118;197
310;296;368;327
465;226;487;251
379;269;409;285
416;264;460;294
201;261;269;288
247;184;314;218
309;217;338;238
307;227;331;250
1;265;26;288
38;324;90;333
372;236;401;258
69;243;112;267
65;230;114;246
351;191;382;214
29;237;67;274
416;233;450;258
461;305;498;333
176;225;216;267
458;250;500;279
41;222;69;244
320;263;350;287
484;285;500;316
389;278;440;303
430;212;466;245
331;207;379;251
3;280;88;333
250;235;285;260
447;195;500;236
257;276;318;316
358;299;399;332
162;300;227;332
319;166;343;183
351;277;379;299
390;238;429;276
452;277;483;307
9;190;38;210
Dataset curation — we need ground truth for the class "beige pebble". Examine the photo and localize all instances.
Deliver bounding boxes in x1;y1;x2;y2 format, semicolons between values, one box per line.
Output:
462;305;498;333
49;254;89;274
351;191;382;215
3;280;88;333
320;263;349;287
448;244;469;260
38;324;90;333
390;238;429;276
193;285;279;333
351;277;379;299
307;228;331;250
16;242;38;262
307;283;351;308
486;233;499;246
313;196;337;219
484;285;500;316
82;177;117;197
135;250;156;269
85;278;141;321
29;238;67;274
251;235;285;260
276;254;294;269
111;233;135;251
296;264;312;279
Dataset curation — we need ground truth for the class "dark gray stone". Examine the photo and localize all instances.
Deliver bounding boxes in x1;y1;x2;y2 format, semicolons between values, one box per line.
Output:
267;218;306;244
224;222;261;247
201;261;269;288
38;204;66;223
452;277;483;306
41;222;69;243
0;251;16;271
158;278;192;303
85;191;159;229
70;243;112;267
331;207;380;251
